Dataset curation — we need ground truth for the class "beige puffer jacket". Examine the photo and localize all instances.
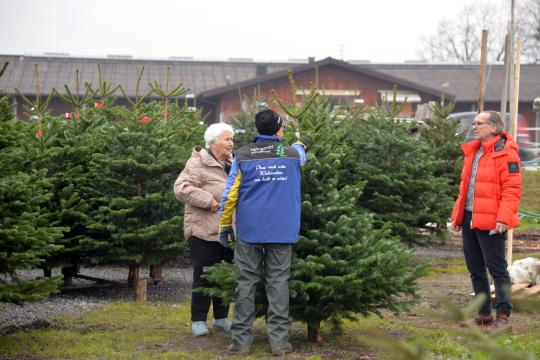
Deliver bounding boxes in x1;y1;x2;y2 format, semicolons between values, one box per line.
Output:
174;146;230;242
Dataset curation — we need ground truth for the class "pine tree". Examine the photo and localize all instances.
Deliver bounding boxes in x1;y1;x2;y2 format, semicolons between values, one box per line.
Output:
201;96;425;340
288;99;425;339
420;100;465;193
229;93;264;147
0;86;64;302
88;101;203;284
343;104;453;244
26;113;111;281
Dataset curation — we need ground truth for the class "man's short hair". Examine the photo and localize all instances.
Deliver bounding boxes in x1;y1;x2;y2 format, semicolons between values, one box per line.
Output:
255;109;283;136
484;110;504;134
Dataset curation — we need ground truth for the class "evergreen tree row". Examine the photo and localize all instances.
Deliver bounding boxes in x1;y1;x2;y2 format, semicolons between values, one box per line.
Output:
1;73;204;302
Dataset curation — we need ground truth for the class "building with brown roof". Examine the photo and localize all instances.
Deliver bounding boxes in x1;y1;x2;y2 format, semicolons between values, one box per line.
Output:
1;54;538;137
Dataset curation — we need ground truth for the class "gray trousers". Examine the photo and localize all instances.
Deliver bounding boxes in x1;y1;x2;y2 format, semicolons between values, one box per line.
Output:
231;238;292;347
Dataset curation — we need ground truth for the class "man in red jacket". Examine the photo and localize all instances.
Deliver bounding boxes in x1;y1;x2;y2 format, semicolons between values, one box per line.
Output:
451;110;522;331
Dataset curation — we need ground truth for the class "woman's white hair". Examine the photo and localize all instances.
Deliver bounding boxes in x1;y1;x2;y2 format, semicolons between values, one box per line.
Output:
204;123;234;149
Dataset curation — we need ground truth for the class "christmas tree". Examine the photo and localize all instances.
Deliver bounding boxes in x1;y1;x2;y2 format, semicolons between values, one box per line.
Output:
288;98;425;339
229;92;265;147
0;81;64;302
201;94;425;340
420;100;465;194
88;101;203;284
13;67;111;282
343;102;454;244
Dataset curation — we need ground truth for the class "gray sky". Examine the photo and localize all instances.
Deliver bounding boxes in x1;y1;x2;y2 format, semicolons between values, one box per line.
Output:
0;0;481;63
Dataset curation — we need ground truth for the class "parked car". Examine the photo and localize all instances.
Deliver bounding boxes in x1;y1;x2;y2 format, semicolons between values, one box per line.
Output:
447;111;534;161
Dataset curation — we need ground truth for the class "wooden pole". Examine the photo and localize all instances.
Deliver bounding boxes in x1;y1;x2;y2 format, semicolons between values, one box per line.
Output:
507;38;522;266
478;29;488;112
508;0;516;130
500;35;511;118
511;39;522;140
135;278;147;301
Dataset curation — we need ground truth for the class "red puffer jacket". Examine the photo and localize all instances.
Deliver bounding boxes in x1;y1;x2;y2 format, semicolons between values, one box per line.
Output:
451;132;522;230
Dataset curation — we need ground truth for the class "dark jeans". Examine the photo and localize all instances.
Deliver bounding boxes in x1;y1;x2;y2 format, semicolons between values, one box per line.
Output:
462;211;512;315
190;236;234;322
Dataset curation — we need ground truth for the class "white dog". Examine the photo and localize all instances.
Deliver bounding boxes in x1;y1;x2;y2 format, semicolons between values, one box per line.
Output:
508;257;540;285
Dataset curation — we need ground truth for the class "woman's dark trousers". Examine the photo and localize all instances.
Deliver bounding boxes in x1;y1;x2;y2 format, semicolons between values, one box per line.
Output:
190;236;234;321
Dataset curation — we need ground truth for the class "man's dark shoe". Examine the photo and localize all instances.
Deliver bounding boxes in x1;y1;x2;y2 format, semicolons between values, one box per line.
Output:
271;342;293;356
484;310;511;333
459;313;494;328
473;313;494;326
227;343;250;355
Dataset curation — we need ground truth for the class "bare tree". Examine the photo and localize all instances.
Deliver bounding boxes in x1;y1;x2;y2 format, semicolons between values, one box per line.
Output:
419;0;540;63
518;0;540;63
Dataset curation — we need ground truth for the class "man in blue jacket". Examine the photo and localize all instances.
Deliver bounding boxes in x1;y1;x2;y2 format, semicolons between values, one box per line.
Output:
218;108;306;356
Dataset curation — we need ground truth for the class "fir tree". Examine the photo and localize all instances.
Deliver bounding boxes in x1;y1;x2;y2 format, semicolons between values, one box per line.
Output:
288;99;425;339
0;87;64;302
25;113;110;279
201;96;425;340
343;105;453;244
420;100;465;193
229;93;265;147
88;101;203;284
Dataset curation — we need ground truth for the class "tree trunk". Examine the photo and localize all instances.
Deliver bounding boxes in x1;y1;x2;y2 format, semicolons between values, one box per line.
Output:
149;265;163;285
307;320;323;342
71;262;80;274
62;265;76;286
128;264;140;288
135;175;142;197
43;268;52;278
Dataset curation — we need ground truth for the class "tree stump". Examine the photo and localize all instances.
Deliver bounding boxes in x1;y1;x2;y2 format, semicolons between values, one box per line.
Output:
135;278;147;301
149;265;163;285
128;264;140;288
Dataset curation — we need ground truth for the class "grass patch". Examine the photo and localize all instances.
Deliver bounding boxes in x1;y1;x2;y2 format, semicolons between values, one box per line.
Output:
520;171;540;231
346;312;540;359
522;171;540;212
0;301;215;359
1;298;539;359
425;257;468;277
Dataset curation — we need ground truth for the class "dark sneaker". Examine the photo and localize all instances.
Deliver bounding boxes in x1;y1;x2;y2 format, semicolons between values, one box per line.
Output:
473;313;494;326
271;342;293;356
459;313;493;328
227;343;250;355
485;310;511;333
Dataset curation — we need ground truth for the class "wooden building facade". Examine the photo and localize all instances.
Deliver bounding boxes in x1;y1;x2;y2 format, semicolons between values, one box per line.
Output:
198;58;448;123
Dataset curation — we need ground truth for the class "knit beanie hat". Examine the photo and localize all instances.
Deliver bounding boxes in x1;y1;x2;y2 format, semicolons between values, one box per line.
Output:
255;109;283;136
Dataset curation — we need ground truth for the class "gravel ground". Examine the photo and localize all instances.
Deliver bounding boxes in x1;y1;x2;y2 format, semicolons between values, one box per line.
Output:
0;265;193;335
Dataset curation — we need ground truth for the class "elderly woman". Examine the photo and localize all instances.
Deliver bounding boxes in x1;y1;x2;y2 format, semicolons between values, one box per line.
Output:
174;123;235;336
